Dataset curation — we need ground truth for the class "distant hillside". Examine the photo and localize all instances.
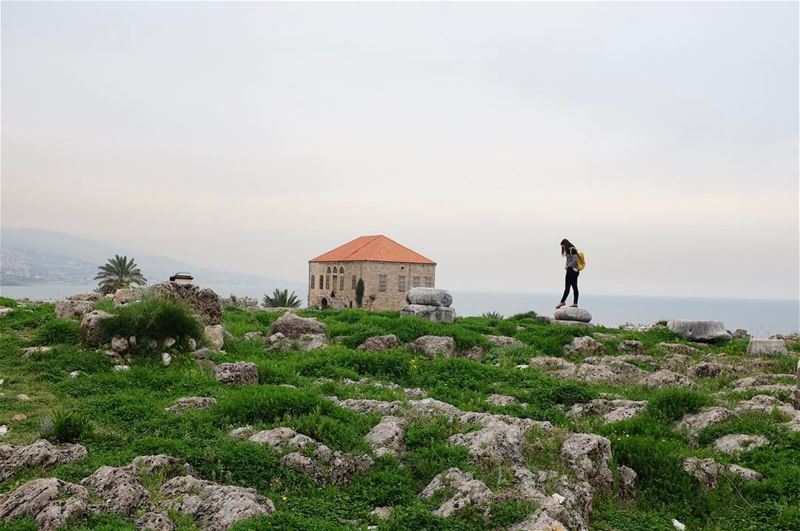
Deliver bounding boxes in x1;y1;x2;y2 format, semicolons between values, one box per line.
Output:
0;228;295;288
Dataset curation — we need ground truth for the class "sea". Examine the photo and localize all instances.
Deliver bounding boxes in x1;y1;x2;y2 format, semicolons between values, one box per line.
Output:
1;283;798;337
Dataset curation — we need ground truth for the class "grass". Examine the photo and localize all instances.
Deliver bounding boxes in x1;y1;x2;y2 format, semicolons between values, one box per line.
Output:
0;299;798;530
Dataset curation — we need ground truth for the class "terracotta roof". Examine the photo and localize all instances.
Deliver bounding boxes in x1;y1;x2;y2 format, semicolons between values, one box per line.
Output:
310;235;436;265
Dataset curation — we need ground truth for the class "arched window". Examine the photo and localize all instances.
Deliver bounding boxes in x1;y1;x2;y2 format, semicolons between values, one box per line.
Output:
339;275;344;291
319;275;324;289
310;275;315;289
326;275;330;289
327;267;331;274
339;266;344;274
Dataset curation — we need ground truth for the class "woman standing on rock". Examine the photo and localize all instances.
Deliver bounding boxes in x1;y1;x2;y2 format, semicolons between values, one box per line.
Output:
556;238;579;309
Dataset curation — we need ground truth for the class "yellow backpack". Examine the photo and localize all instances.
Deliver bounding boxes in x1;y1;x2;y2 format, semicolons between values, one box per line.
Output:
577;250;586;271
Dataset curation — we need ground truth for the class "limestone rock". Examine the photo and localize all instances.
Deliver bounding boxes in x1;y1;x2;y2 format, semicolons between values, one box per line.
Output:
0;308;11;318
111;336;129;354
449;418;532;465
406;287;453;307
112;288;142;307
136;512;175;531
0;478;89;531
204;325;225;350
675;407;732;437
81;464;151;516
149;282;222;325
560;433;613;489
618;340;645;355
574;363;623;385
529;357;576;372
20;346;52;361
213;362;258;385
728;464;763;482
161;352;172;366
159;475;275;530
299;333;328;351
487;394;521;407
485;335;523;349
564;336;604;356
640;369;694;388
365;416;406;458
713;434;768;454
246;427;373;485
683;457;725;489
266;333;289;352
510;511;568;531
0;439;88;481
409;335;455;358
243;331;266;343
358;335;400;352
687;361;724;379
55;296;96;320
400;304;456;324
746;338;788;356
667;320;731;343
80;310;111;348
419;468;492;517
553;307;592;323
166;396;217;413
619;465;637;500
657;343;698;356
268;313;325;339
568;399;647;424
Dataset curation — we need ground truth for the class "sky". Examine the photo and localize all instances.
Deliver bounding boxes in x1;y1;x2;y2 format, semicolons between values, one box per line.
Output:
2;1;798;300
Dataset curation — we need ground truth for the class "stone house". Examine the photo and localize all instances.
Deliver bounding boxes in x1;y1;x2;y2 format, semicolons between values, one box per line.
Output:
308;235;436;311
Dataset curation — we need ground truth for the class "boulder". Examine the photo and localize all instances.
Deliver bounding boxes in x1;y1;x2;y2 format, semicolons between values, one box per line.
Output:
0;308;11;319
687;361;724;379
161;352;172;366
266;333;290;352
136;512;175;531
568;399;647;424
510;511;568;531
675;407;732;437
409;335;455;358
358;335;400;352
406;288;453;307
364;416;406;458
713;434;768;454
419;468;492;517
0;478;89;531
20;346;52;361
746;338;788;356
640;369;694;388
299;333;328;351
213;362;258;385
370;506;393;520
80;310;111;348
657;343;698;355
166;397;217;414
485;335;523;349
159;475;275;530
560;433;613;489
81;464;151;516
449;418;532;465
529;357;576;372
149;281;222;325
683;457;724;489
564;336;604;356
619;465;637;500
112;287;142;307
667;320;731;343
618;340;645;355
487;394;521;407
400;304;456;324
553;307;592;323
203;325;225;350
0;439;88;482
55;299;96;320
111;336;129;354
268;313;325;339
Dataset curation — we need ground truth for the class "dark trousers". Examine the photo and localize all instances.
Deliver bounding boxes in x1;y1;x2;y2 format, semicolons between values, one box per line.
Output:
561;269;579;304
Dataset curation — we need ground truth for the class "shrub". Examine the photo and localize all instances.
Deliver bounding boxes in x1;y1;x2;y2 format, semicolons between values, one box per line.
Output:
41;411;92;443
0;296;18;307
100;297;202;351
481;311;504;320
35;319;81;345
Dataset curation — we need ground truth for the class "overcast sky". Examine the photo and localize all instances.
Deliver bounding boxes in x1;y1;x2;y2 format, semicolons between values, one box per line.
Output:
2;1;798;300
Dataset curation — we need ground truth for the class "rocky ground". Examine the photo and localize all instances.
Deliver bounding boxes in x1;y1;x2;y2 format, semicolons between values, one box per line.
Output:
1;292;799;530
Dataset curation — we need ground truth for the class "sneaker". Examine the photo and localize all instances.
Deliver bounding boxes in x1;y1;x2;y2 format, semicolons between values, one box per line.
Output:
555;302;566;309
570;304;578;308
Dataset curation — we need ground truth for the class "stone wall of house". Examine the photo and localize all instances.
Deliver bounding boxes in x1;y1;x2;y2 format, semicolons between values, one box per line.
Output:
308;261;435;311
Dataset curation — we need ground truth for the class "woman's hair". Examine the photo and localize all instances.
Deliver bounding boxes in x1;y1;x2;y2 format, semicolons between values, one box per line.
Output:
560;239;575;256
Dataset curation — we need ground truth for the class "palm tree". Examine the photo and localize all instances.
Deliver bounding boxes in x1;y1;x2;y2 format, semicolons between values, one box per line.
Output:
94;255;147;294
263;289;301;308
